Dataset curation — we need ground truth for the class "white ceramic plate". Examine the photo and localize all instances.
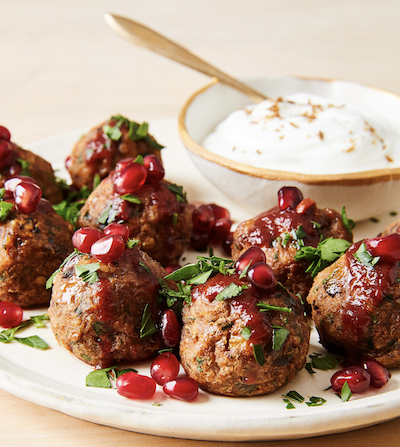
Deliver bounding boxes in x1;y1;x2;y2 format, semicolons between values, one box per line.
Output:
1;119;400;442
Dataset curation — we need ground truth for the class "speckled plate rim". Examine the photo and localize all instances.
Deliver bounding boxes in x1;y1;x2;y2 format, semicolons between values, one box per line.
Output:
178;75;400;186
0;123;400;442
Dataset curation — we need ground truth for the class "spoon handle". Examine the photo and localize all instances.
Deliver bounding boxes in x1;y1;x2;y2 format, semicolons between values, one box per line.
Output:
104;13;267;104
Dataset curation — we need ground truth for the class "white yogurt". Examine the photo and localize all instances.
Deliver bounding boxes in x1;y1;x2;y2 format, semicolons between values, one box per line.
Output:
202;93;400;174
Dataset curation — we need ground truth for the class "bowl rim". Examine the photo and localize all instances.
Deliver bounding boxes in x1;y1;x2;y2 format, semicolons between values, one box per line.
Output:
178;75;400;186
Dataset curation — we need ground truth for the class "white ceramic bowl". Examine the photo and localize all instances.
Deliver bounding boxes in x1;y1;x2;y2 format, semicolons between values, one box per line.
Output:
178;76;400;221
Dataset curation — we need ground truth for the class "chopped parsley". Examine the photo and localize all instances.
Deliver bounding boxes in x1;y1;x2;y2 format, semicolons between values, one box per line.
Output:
16;158;30;176
340;381;352;402
272;326;290;350
253;344;264;366
0;200;14;221
46;250;81;289
29;314;50;329
97;205;117;225
305;396;326;407
215;283;248;301
310;353;339;370
240;326;251;340
86;365;138;388
140;303;157;338
53;184;91;227
75;263;100;284
166;183;187;203
120;194;141;204
295;237;351;278
126;238;140;249
341;206;355;236
353;242;380;268
256;303;292;313
282;390;304;403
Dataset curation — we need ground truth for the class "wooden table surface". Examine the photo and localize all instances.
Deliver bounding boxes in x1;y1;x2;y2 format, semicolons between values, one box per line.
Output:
1;1;400;445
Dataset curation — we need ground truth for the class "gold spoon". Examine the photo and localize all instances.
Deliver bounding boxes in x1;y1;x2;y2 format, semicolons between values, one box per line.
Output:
104;13;267;104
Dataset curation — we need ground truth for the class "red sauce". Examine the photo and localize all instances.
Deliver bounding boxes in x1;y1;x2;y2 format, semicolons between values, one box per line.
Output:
192;273;272;347
245;199;321;248
343;241;398;340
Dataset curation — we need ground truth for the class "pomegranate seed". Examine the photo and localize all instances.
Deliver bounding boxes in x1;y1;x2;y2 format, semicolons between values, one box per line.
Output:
222;232;234;256
247;262;276;290
113;162;147;194
192;205;214;232
208;203;230;220
163;377;199;402
209;218;232;245
90;234;125;263
4;176;38;193
143;154;165;184
151;352;180;385
360;358;391;388
115;158;134;173
190;230;210;250
331;366;371;393
160;309;181;347
116;372;156;399
278;186;304;211
0;302;23;328
72;228;103;253
235;247;267;274
366;234;400;262
0;140;12;170
103;223;130;241
0;126;11;141
14;182;42;214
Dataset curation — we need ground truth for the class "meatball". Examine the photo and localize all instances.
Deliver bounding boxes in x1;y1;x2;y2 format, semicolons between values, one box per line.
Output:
67;115;163;190
49;247;168;369
180;272;309;397
0;199;74;307
307;237;400;367
77;175;191;266
232;196;352;303
0;143;62;204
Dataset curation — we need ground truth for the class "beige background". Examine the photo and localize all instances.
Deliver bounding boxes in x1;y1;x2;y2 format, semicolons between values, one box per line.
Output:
1;0;400;445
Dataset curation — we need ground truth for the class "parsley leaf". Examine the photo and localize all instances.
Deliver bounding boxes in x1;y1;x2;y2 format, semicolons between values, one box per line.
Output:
166;183;187;203
282;390;304;403
305;396;326;407
283;398;296;409
295;237;351;278
0;201;14;221
103;124;122;141
46;250;80;289
0;321;48;350
140;303;157;338
253;344;265;366
215;283;248;301
30;314;49;328
86;366;116;388
120;194;141;204
272;326;290;350
257;303;292;313
342;206;355;236
16;158;31;175
310;353;339;370
126;238;140;249
353;242;380;268
75;263;100;284
240;326;251;340
340;381;352;402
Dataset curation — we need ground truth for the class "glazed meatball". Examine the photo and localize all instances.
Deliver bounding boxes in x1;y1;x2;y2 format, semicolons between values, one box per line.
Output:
77;174;191;267
307;235;400;368
49;247;169;369
0;199;74;307
180;268;309;397
0;142;62;204
232;190;352;302
66;115;163;190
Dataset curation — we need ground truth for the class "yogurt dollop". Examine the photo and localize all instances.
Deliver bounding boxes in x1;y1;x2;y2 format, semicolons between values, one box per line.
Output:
202;93;400;174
